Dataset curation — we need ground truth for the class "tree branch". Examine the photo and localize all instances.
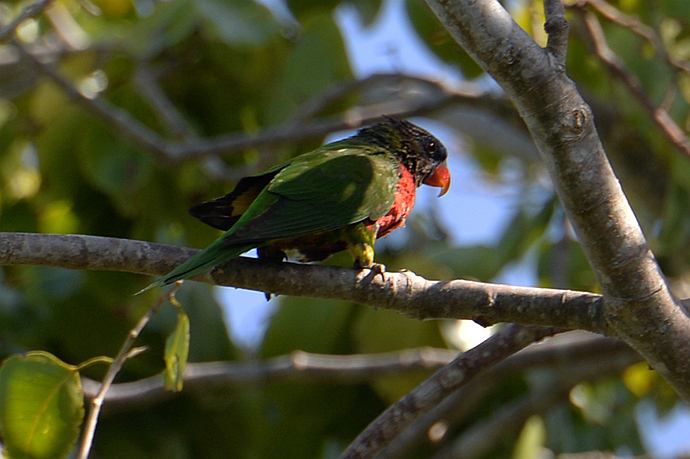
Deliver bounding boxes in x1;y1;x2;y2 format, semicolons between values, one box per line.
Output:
13;39;482;165
339;325;561;459
379;333;640;458
574;8;690;158
432;345;639;459
422;0;690;399
573;0;690;75
0;232;607;332
80;347;460;412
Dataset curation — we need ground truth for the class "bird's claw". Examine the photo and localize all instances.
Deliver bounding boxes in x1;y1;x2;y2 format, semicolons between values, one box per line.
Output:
354;261;387;282
370;263;386;280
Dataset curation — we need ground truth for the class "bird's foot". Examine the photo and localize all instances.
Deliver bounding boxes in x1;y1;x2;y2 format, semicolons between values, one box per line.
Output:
354;260;387;282
370;263;387;280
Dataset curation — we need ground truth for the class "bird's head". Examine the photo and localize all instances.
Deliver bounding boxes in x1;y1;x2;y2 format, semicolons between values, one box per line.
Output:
367;117;451;197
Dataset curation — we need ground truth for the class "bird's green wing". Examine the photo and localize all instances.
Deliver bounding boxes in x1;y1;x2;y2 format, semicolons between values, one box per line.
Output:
223;148;400;244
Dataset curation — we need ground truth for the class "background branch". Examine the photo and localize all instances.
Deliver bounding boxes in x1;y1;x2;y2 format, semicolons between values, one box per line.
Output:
340;325;561;459
82;347;460;412
13;41;483;165
574;8;690;158
379;333;640;458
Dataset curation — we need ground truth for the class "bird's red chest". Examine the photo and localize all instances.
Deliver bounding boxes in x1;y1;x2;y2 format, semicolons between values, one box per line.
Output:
375;164;416;237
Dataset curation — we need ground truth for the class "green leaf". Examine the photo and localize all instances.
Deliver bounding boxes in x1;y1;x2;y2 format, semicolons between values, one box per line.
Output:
537;238;598;292
163;307;190;392
287;0;383;26
512;415;546;459
286;0;340;19
0;352;84;459
657;182;690;255
194;0;277;47
78;124;154;217
405;0;484;78
266;12;353;124
496;195;557;266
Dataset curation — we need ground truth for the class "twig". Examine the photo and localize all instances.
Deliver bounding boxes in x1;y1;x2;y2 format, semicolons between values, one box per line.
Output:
0;0;54;43
338;325;561;459
544;0;569;69
80;347;460;411
77;282;182;459
0;232;608;332
578;10;690;158
573;0;690;75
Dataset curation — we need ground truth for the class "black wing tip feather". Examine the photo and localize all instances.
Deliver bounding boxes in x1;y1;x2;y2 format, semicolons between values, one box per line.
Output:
188;168;285;231
189;198;238;231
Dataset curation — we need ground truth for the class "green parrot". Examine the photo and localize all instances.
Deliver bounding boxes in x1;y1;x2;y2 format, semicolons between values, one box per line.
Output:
143;117;450;291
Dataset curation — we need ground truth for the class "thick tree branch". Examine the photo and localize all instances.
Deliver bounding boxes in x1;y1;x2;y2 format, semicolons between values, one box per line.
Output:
422;0;690;398
0;232;606;332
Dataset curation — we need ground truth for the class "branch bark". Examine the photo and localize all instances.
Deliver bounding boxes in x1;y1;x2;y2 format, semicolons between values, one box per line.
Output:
422;0;690;398
0;232;606;332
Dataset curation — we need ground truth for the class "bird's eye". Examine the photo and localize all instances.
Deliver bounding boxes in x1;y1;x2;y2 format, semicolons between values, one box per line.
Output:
424;138;446;161
425;140;436;155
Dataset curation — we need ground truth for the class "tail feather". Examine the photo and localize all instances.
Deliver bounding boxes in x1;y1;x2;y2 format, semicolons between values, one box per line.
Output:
136;240;255;294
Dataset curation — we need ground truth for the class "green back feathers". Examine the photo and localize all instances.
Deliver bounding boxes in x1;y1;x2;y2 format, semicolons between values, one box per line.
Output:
223;147;400;243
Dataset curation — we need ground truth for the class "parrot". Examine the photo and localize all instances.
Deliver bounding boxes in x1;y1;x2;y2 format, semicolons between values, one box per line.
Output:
143;117;450;291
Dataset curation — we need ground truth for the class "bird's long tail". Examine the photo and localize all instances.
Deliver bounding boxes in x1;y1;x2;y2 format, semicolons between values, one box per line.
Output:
137;239;255;294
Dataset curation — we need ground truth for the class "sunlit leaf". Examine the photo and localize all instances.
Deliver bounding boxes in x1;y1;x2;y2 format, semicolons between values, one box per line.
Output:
623;362;657;397
0;352;84;459
512;415;546;459
163;307;190;392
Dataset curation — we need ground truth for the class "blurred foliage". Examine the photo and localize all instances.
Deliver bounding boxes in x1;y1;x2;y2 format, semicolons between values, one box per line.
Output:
0;0;689;457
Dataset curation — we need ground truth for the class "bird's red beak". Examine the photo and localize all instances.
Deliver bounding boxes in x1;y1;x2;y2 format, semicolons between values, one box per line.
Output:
423;163;451;197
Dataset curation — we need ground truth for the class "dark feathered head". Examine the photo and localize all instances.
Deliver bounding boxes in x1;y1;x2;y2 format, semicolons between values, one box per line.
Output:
357;117;451;196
